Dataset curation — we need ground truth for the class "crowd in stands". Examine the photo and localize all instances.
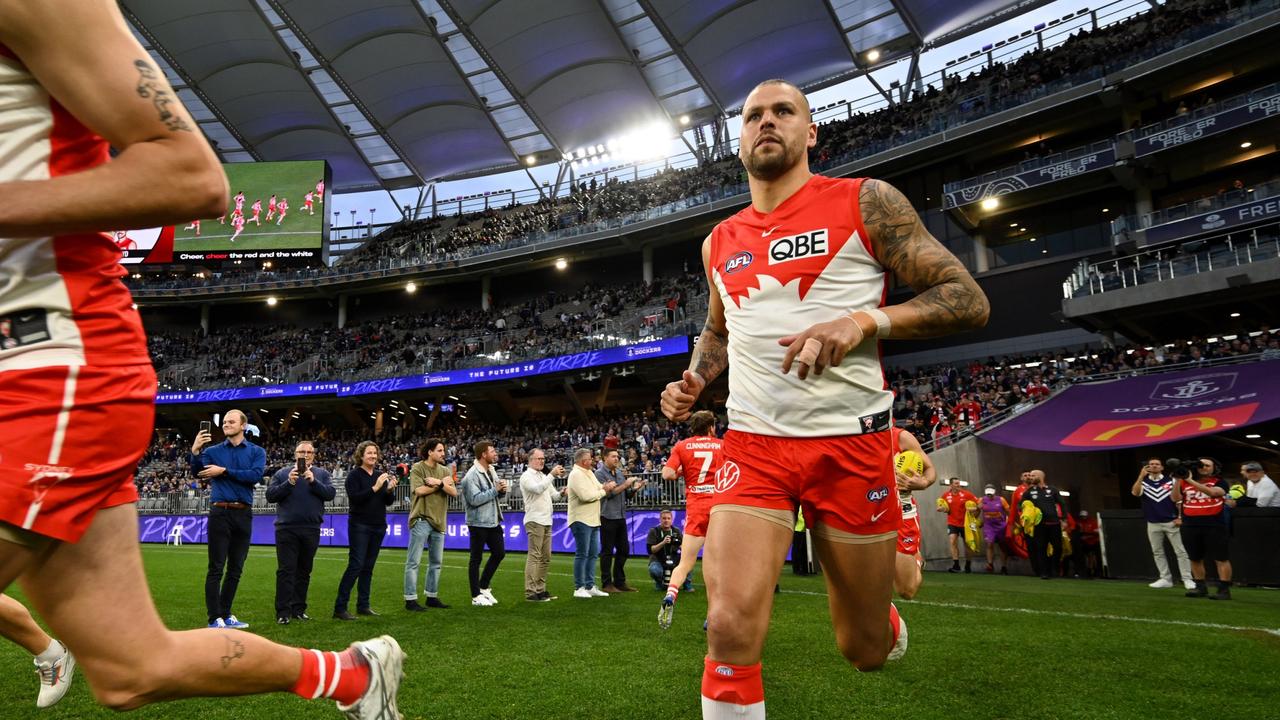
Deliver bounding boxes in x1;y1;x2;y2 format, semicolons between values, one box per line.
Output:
122;0;1246;293
149;269;704;388
136;325;1278;496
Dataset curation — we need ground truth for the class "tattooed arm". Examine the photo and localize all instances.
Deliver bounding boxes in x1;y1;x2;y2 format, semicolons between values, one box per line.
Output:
661;234;727;420
0;0;226;237
859;179;990;338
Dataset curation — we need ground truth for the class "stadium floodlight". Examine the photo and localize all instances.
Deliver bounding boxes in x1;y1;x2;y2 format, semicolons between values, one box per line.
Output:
679;115;690;125
1271;440;1278;446
266;296;278;306
1102;208;1110;213
595;144;604;154
1029;237;1036;242
1240;141;1252;149
405;282;417;293
562;153;572;162
1230;312;1241;317
576;148;586;159
980;197;999;211
866;49;880;62
606;139;618;151
554;257;568;270
525;155;537;165
1246;434;1261;439
1009;222;1017;227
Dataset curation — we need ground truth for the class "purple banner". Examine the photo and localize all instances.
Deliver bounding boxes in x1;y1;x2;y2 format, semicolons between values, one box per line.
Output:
983;361;1280;451
139;510;689;557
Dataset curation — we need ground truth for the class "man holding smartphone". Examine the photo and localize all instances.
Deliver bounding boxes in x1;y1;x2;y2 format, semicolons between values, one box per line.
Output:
190;410;267;628
266;441;334;624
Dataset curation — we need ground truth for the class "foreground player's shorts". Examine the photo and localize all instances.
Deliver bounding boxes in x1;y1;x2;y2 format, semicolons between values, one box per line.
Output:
712;429;900;538
897;515;921;556
0;364;155;543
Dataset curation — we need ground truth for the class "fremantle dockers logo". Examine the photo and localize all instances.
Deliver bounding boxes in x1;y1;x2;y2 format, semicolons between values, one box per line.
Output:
1150;373;1236;401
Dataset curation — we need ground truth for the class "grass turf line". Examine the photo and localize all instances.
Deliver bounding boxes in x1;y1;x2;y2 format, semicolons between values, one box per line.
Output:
1;545;1277;719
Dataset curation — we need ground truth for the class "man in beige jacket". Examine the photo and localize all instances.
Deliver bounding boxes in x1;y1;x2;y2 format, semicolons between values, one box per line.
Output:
568;447;609;598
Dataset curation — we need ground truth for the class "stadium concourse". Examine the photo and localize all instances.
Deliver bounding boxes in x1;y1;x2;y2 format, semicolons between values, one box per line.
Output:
4;0;1280;718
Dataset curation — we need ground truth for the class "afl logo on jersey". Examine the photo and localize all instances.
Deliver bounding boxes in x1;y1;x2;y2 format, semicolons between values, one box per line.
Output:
768;229;828;265
866;485;890;503
715;461;741;492
724;251;753;274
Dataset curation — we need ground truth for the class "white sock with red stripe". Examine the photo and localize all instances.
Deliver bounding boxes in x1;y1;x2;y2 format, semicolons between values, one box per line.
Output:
290;647;370;705
666;585;680;600
701;658;765;718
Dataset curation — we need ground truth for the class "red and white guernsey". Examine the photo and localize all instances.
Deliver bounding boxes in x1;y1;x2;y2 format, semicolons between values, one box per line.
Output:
666;435;724;500
709;175;891;437
0;44;149;371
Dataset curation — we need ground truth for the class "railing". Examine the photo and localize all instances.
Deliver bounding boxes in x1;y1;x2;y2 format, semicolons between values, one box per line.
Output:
943;140;1116;194
1119;81;1280;147
124;0;1280;297
135;470;687;516
1122;177;1280;232
1064;222;1280;297
1067;351;1274;384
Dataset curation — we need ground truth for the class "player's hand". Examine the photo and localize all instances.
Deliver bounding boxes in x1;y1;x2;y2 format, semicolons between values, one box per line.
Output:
197;464;226;479
661;370;705;422
895;470;928;492
778;314;867;380
191;430;211;454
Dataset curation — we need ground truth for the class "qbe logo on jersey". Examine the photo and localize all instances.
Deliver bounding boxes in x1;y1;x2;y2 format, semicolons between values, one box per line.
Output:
768;228;828;265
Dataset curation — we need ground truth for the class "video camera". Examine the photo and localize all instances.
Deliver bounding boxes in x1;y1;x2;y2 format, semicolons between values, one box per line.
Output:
1164;458;1192;480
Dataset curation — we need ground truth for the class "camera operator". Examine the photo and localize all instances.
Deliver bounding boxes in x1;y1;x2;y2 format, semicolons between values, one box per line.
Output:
1130;457;1194;591
1173;457;1235;600
646;509;686;591
265;440;334;624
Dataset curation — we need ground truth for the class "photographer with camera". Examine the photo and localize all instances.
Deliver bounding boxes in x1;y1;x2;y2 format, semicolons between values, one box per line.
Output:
190;410;266;629
1173;457;1235;600
333;441;398;620
1131;457;1194;591
265;440;334;624
647;509;688;593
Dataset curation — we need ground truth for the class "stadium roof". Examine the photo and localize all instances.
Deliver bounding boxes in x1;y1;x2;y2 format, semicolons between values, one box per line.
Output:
122;0;1046;192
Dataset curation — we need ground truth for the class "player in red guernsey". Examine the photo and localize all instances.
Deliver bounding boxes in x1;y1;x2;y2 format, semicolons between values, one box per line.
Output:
657;410;722;629
0;2;403;716
267;193;277;220
250;199;263;226
304;191;315;215
230;214;246;243
276;197;289;225
893;429;936;600
660;79;988;720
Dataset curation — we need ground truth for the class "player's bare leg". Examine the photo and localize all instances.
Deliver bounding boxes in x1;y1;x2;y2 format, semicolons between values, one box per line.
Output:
0;593;78;708
0;593;51;654
812;531;902;670
701;508;791;719
659;534;704;629
893;551;924;600
7;505;403;714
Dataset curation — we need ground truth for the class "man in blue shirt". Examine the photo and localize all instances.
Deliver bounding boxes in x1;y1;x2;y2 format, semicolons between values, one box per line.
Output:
190;410;266;628
1130;457;1194;590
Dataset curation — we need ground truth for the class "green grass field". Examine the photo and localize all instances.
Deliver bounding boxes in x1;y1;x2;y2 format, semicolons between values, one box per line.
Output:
175;161;324;252
3;545;1278;719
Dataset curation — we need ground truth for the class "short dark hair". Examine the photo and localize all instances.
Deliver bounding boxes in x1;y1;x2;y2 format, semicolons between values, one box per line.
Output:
659;508;673;516
690;410;716;436
419;438;444;459
474;440;494;458
603;448;620;460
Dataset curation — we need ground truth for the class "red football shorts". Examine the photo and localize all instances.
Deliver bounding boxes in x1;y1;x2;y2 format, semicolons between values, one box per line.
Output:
0;364;155;543
715;429;900;536
897;515;921;556
683;496;713;537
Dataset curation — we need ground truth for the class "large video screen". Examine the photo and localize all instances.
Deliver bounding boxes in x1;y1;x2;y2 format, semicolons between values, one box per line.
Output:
116;160;330;267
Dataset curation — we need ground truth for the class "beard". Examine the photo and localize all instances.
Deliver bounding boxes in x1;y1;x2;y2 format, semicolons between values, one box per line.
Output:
742;137;802;181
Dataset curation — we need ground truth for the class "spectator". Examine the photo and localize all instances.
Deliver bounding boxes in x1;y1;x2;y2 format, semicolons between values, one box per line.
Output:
520;448;566;602
404;438;456;611
1131;457;1195;590
647;509;684;590
264;440;334;624
1175;457;1234;600
334;441;397;620
568;447;609;598
1241;461;1279;507
189;410;265;629
1022;470;1068;580
461;440;508;607
938;478;977;573
597;448;646;592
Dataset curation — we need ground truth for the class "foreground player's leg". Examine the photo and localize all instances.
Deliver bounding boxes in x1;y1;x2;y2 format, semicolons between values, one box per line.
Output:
6;505;404;716
660;535;705;629
702;508;792;720
812;531;902;670
0;593;76;707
